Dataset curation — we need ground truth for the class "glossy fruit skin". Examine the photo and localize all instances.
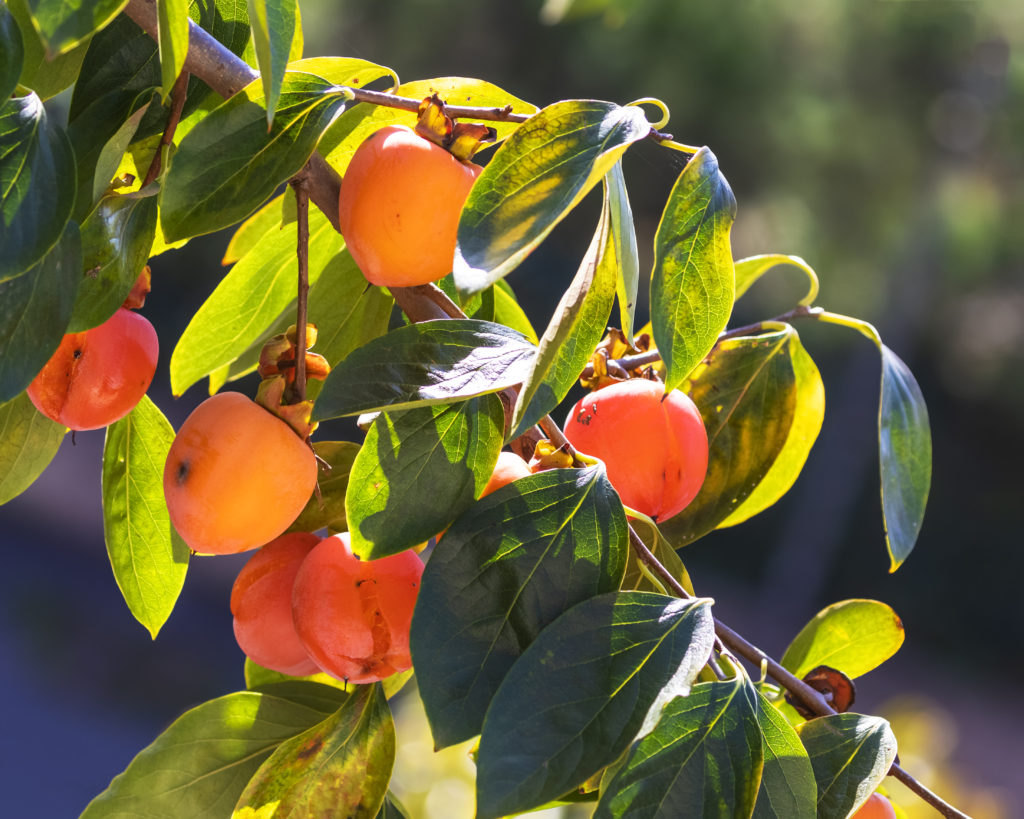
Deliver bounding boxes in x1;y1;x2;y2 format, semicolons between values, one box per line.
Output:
481;451;531;497
851;793;897;819
338;124;482;287
27;307;158;431
163;392;317;555
292;532;423;684
231;532;321;676
564;379;709;522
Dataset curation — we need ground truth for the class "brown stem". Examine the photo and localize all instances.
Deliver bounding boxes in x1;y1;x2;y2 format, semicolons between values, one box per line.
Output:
290;172;310;403
142;70;189;187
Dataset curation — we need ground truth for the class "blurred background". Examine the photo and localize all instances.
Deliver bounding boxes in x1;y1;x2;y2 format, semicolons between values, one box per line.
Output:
2;0;1022;816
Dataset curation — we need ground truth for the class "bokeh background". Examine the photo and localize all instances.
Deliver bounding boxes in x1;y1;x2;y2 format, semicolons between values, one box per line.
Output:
2;0;1023;816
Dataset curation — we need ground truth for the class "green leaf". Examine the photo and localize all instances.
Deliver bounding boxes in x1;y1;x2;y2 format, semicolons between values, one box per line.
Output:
720;330;824;527
102;396;189;638
170;206;342;395
69;189;158;332
25;0;128;55
878;344;931;571
620;518;693;596
491;279;538;344
0;223;81;404
288;440;360;533
752;691;816;819
156;0;189;97
347;395;505;559
222;192;288;265
608;160;640;345
232;684;394;819
453;99;651;296
81;688;347;818
595;677;763;819
247;0;297;126
781;599;905;681
6;0;88;99
312;319;535;421
475;591;715;819
659;328;797;547
511;171;619;437
796;713;898;819
0;92;76;282
90;98;152;208
0;1;24;100
0;391;65;505
650;146;736;392
375;793;412;819
160;70;350;241
411;466;629;749
244;657;355;697
734;254;819;306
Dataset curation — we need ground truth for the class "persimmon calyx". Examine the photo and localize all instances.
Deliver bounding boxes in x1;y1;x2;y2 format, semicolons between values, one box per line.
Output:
255;375;318;440
122;266;152;310
528;439;575;472
257;323;331;385
414;93;497;161
580;327;662;391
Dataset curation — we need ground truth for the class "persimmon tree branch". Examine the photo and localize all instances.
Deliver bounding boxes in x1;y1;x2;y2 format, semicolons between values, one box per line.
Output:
142;70;189;187
290;172;310;402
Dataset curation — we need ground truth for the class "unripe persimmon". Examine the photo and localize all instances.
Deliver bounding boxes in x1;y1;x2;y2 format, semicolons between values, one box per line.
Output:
27;307;158;431
292;532;423;685
481;451;532;498
563;379;708;522
163;392;317;555
851;793;897;819
338;124;482;287
230;532;321;676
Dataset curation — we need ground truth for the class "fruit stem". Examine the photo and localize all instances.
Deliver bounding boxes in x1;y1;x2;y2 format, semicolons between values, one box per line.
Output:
143;70;189;187
290;172;311;403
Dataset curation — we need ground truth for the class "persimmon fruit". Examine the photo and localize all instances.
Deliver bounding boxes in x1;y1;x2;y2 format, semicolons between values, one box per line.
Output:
292;532;423;684
230;532;321;676
851;793;897;819
338;124;482;287
27;307;158;431
481;451;532;497
563;378;708;522
163;391;317;555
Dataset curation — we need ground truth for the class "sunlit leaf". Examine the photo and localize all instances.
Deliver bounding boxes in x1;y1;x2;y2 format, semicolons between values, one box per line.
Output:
102;396;189;638
752;690;816;818
0;1;23;100
608;160;640;345
287;441;360;533
6;0;88;99
476;591;714;819
347;395;505;559
734;253;819;306
412;466;628;748
222;192;288;265
454;99;650;296
650;146;736;392
247;0;297;126
25;0;128;55
157;0;189;97
0;392;65;505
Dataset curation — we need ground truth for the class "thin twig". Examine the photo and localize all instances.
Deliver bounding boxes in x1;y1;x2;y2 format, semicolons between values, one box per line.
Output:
290;172;310;403
142;70;189;186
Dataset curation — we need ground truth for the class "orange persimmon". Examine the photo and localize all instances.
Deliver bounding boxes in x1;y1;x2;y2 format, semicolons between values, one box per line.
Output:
851;794;897;819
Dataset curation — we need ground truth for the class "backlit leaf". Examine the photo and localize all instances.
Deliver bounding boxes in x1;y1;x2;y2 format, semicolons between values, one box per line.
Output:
0;1;23;100
222;192;288;265
247;0;297;126
650;147;736;392
102;396;189;638
608;160;640;345
288;441;360;533
476;592;714;819
346;395;505;559
25;0;128;55
157;0;189;97
0;391;65;505
313;320;535;420
6;0;88;99
781;599;905;681
734;253;819;306
411;466;628;748
454;99;651;296
752;690;816;819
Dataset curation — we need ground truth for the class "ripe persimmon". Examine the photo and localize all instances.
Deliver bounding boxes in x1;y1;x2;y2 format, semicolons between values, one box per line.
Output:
338;124;482;287
163;391;317;555
231;532;321;676
851;794;897;819
563;378;708;522
27;307;158;431
292;532;423;684
481;451;532;497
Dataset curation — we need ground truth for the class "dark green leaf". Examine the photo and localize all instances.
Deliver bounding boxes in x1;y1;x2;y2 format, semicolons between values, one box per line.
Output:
660;328;797;547
347;395;505;559
170;207;342;395
797;713;898;819
475;591;715;819
0;92;76;281
0;224;81;404
0;391;65;505
752;691;816;819
102;396;189;638
312;319;535;420
608;160;640;344
879;344;931;571
81;689;346;818
453;100;650;296
247;0;297;126
0;1;23;100
781;599;905;681
720;330;824;527
25;0;128;55
160;71;349;241
595;677;763;819
734;253;819;306
6;0;88;99
511;171;619;437
288;441;360;533
232;684;395;819
157;0;189;97
411;466;629;749
69;189;158;332
650;147;736;392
